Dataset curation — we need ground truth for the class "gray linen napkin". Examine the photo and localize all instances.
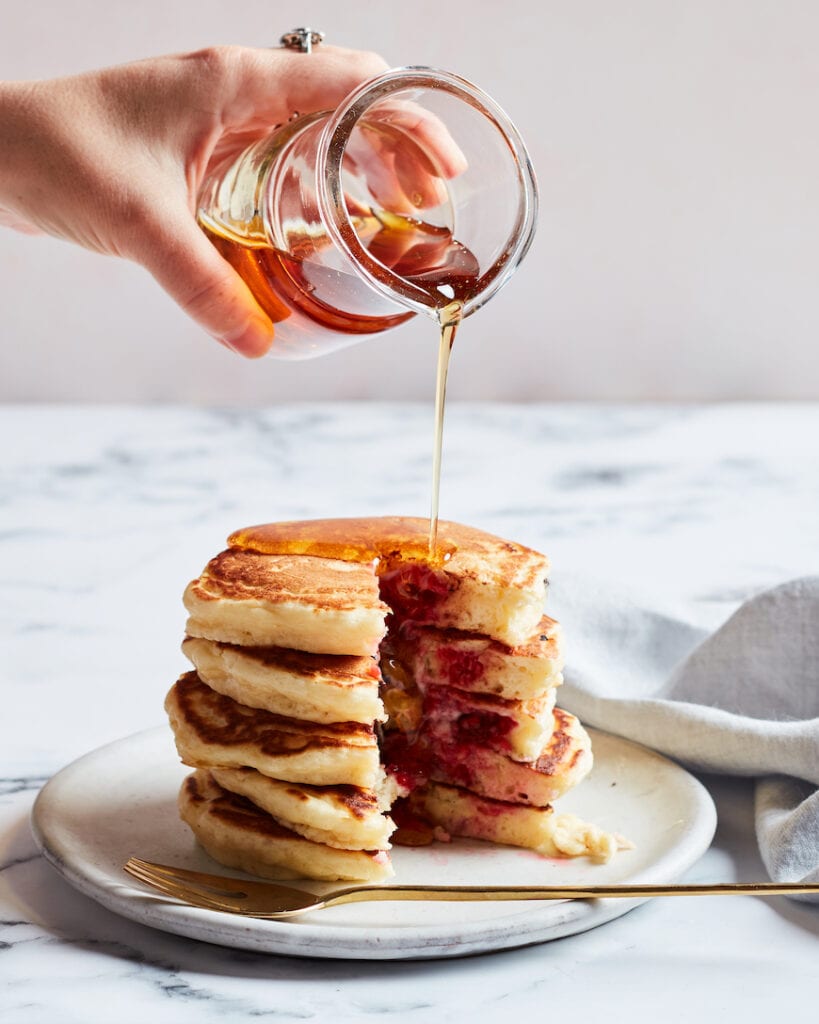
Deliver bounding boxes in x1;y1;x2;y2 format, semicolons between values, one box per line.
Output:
551;575;819;900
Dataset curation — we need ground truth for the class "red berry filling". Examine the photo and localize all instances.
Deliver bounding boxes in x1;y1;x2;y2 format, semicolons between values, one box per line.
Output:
436;645;486;687
378;563;453;623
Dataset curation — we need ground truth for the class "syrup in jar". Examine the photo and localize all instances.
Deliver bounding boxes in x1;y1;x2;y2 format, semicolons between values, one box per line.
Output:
200;210;479;343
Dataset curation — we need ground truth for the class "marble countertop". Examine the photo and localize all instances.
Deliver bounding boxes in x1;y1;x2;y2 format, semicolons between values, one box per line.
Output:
2;402;818;1022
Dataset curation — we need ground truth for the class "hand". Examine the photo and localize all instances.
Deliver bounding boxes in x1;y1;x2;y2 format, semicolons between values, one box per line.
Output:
0;46;390;357
346;102;469;212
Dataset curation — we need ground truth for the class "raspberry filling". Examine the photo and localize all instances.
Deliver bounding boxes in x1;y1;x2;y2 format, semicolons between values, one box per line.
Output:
378;563;453;623
382;722;504;795
436;645;486;687
423;686;517;752
453;710;516;748
381;731;430;792
378;561;518;822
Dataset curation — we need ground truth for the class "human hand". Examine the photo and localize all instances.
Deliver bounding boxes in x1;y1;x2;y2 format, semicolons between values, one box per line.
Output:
346;102;469;213
0;46;392;357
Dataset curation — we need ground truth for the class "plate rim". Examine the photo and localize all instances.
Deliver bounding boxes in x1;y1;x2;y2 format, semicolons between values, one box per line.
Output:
31;725;717;960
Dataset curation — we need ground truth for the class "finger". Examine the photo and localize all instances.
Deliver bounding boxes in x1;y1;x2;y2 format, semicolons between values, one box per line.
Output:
135;210;274;358
344;103;468;213
368;102;469;179
0;207;44;235
394;142;449;209
345;128;416;212
359;124;448;210
345;126;448;213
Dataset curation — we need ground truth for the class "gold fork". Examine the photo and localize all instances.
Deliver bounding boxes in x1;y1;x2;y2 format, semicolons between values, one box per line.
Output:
123;858;819;920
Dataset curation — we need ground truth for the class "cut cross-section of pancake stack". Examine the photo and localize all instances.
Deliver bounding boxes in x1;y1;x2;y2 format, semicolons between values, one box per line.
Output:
166;517;628;882
379;619;601;855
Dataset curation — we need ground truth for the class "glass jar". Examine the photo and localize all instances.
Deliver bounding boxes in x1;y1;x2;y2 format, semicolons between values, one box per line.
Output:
197;66;538;359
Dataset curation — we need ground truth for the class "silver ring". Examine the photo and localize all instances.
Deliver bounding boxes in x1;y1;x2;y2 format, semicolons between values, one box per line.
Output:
280;28;325;54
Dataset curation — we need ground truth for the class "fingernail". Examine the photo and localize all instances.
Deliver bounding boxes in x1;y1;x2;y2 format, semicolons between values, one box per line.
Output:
223;315;274;358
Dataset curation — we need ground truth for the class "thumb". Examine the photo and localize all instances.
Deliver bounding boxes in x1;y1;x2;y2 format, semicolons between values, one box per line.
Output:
136;211;274;358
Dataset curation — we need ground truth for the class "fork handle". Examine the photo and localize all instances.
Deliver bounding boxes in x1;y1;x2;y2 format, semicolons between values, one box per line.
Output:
328;882;819;906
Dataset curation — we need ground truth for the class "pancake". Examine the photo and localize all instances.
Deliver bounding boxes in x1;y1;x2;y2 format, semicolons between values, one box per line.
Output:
179;770;393;882
210;765;397;850
384;616;564;701
183;548;388;656
167;518;627;881
165;672;381;788
182;636;385;725
230;518;550;648
410;782;628;862
383;708;593;806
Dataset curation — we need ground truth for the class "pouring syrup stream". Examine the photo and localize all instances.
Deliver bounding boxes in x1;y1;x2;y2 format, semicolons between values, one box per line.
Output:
429;300;463;561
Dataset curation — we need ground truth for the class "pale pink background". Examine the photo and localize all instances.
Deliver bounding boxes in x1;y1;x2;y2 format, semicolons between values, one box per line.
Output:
2;0;818;401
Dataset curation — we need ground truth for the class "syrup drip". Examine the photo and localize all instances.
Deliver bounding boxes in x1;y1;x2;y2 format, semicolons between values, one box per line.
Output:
429;301;462;561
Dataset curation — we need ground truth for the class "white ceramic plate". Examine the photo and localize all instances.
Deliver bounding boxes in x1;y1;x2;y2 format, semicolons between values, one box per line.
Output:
31;726;716;960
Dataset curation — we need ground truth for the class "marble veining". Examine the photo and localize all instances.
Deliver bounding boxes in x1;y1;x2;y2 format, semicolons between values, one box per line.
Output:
1;403;819;1022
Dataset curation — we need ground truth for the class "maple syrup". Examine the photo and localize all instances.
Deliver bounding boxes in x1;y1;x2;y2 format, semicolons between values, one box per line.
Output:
201;220;414;341
228;517;458;568
200;211;477;345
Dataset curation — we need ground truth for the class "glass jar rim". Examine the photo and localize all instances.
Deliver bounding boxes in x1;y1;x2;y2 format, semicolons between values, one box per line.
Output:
315;66;538;320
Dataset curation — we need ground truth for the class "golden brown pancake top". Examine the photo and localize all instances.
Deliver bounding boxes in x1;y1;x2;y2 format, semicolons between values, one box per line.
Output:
169;673;376;754
189;548;386;613
228;517;549;590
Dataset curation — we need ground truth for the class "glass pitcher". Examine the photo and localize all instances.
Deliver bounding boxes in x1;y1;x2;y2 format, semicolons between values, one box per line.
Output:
197;66;538;359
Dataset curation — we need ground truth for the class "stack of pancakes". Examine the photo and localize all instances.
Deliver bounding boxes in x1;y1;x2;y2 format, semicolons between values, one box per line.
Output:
166;517;624;882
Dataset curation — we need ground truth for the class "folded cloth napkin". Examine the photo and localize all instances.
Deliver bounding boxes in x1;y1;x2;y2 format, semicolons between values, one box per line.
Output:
552;575;819;901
